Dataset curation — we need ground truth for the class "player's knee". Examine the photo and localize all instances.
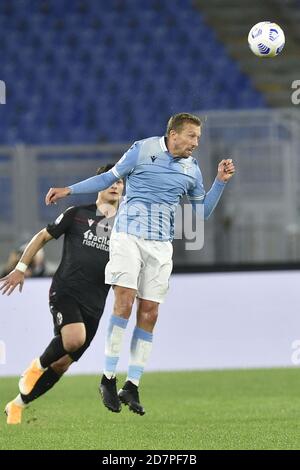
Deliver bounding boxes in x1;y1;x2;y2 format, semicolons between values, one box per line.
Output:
139;307;159;328
63;333;86;353
117;300;134;317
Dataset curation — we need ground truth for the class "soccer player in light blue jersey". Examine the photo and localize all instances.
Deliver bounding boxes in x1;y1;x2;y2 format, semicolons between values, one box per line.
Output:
46;113;235;415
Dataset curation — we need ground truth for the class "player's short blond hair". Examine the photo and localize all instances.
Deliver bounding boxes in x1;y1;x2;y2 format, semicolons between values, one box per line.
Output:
166;113;202;136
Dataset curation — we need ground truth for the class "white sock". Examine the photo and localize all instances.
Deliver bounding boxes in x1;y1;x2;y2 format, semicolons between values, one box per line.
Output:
104;315;128;378
127;327;153;386
126;377;139;387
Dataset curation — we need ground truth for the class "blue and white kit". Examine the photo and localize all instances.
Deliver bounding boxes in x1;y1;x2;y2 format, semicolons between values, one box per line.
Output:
69;136;226;242
69;136;226;302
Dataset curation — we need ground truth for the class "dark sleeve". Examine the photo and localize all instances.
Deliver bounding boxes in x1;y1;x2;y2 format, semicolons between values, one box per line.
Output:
46;206;78;239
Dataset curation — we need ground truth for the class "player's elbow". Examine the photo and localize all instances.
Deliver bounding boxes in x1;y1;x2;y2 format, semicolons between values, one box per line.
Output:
204;203;216;220
39;228;53;244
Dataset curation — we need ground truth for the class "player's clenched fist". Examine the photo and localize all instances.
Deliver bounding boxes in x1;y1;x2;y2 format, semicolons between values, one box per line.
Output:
217;159;235;183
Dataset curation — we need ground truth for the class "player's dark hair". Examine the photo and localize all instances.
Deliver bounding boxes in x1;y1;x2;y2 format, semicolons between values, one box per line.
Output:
95;163;124;207
96;164;114;175
166;113;202;136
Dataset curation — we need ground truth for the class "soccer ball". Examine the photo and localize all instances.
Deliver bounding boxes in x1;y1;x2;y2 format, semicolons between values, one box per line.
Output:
248;22;285;58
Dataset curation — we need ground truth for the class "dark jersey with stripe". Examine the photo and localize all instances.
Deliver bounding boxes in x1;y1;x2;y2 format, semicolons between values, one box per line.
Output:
47;204;114;318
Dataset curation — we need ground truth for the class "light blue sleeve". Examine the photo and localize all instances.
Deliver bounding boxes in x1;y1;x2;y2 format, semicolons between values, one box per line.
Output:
111;141;140;178
69;142;140;195
187;164;226;220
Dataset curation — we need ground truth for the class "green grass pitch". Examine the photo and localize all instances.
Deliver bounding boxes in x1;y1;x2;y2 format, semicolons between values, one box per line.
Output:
1;368;300;450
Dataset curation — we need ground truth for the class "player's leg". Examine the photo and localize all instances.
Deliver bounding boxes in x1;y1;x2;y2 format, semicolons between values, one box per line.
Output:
99;285;136;412
5;298;86;424
5;351;75;425
100;232;141;412
5;321;90;425
118;299;158;416
19;355;73;406
15;313;100;416
118;238;173;415
103;285;136;379
18;322;85;397
5;324;85;425
5;353;72;425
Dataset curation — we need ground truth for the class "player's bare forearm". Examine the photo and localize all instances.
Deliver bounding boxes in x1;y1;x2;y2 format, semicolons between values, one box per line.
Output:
217;159;236;183
45;187;71;205
19;229;52;267
0;229;52;296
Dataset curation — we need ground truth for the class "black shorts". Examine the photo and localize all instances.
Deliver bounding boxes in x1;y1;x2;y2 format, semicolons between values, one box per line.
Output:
49;292;103;362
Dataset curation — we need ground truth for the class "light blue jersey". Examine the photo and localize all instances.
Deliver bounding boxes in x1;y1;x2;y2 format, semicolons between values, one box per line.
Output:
69;136;226;241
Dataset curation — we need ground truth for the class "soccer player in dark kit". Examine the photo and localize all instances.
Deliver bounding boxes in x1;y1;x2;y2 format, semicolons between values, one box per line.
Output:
0;164;124;424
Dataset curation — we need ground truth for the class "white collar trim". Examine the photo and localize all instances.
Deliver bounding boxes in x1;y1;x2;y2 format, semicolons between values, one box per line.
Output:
159;136;168;152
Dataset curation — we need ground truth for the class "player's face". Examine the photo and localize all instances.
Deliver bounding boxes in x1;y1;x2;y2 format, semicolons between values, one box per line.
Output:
101;179;124;203
172;123;201;158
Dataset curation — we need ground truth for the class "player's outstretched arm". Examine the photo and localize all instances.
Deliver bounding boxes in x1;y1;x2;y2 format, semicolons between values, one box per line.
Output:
0;229;53;296
45;144;140;205
45;187;71;205
45;171;120;205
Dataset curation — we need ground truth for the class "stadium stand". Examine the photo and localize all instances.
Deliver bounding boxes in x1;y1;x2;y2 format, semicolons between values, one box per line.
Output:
1;0;265;145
